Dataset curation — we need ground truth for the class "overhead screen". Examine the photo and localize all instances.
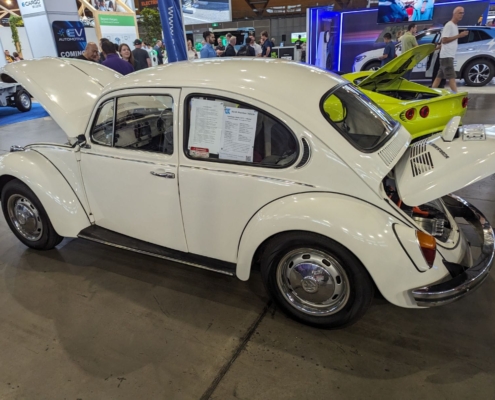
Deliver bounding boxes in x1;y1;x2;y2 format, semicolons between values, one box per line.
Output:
378;0;436;24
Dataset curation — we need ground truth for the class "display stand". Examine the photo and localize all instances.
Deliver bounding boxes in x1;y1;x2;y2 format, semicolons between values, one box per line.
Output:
78;0;139;48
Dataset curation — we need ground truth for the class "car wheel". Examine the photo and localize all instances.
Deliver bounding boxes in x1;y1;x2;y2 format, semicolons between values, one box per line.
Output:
1;180;63;250
260;232;374;329
15;90;32;112
463;59;494;87
364;61;381;71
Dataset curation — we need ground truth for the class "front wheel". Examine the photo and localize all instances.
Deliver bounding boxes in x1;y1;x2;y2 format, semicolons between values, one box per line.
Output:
15;90;32;112
364;61;381;71
261;232;374;329
1;180;63;250
463;59;494;87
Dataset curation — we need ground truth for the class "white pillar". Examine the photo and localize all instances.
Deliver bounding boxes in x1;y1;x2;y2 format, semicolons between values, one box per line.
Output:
19;0;80;58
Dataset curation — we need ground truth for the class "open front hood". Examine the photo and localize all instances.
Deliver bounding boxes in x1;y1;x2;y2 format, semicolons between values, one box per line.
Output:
1;58;121;139
394;125;495;206
358;44;435;91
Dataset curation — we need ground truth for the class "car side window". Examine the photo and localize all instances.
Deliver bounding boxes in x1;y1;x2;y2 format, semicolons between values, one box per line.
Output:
92;100;114;146
472;30;492;42
114;95;174;154
184;95;298;167
458;30;474;45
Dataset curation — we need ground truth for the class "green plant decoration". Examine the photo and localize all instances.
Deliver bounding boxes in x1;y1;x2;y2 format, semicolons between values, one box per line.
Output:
9;15;24;56
140;7;162;46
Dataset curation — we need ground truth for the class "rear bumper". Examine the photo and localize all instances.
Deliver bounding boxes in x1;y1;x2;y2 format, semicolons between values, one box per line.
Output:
412;194;495;307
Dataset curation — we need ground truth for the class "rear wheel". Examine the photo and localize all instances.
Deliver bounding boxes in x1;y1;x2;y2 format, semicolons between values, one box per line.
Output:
260;232;374;329
15;90;31;112
364;61;381;71
1;180;63;250
463;59;494;87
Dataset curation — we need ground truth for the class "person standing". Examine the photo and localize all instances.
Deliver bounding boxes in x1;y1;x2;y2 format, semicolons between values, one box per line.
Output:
295;35;303;49
76;42;100;62
237;37;255;56
378;33;396;66
119;43;136;69
200;31;218;58
187;40;198;61
154;40;164;65
102;40;134;75
222;37;237;57
249;35;262;57
261;31;273;58
4;50;14;63
401;23;418;80
132;39;151;70
12;52;23;61
432;7;468;93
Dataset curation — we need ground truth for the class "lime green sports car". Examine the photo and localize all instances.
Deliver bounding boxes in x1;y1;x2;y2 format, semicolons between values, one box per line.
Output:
341;44;468;140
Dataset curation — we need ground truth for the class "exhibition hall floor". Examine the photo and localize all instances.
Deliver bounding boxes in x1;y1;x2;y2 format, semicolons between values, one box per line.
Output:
0;91;495;399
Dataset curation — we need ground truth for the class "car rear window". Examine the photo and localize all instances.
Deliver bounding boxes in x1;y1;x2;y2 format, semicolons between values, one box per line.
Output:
321;84;398;152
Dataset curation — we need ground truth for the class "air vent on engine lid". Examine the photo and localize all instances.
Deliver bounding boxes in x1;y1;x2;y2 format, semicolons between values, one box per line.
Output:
296;138;311;168
410;151;434;177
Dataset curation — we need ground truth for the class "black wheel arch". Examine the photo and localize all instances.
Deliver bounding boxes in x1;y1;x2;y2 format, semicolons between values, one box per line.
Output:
0;175;17;201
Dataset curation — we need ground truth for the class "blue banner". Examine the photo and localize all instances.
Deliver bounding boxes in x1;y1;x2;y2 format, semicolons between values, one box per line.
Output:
157;0;188;62
52;21;87;58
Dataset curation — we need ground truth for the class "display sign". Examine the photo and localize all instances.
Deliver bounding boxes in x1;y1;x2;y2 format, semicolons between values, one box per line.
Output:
98;13;137;48
91;0;135;12
291;32;307;43
52;21;88;58
139;0;158;8
378;0;436;24
18;0;46;16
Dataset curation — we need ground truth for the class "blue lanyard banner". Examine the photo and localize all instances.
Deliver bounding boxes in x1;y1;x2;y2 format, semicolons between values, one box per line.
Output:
157;0;188;62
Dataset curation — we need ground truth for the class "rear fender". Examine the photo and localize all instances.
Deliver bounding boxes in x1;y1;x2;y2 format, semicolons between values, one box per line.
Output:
236;193;449;307
0;150;91;237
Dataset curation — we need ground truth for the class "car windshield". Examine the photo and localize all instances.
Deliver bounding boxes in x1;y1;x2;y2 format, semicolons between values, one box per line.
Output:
321;84;398;151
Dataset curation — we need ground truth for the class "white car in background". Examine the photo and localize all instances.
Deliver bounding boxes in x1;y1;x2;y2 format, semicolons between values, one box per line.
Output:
353;26;495;86
0;58;494;329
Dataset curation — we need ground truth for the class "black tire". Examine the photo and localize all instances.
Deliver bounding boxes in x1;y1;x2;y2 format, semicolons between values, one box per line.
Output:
1;180;63;250
364;61;381;71
261;232;374;329
15;90;31;112
462;59;494;87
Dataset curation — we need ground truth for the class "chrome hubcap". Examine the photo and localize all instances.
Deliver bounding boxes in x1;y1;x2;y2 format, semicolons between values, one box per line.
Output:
468;64;491;84
276;249;350;316
20;94;30;108
7;195;43;241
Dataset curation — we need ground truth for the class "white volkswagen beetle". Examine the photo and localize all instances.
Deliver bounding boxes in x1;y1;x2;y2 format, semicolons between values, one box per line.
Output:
0;58;494;328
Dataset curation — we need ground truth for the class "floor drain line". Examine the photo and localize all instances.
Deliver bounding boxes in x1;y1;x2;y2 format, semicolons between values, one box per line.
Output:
199;301;272;400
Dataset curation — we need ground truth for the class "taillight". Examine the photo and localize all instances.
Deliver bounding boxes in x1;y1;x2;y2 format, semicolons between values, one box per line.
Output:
405;108;415;120
417;230;436;268
462;97;468;108
419;106;429;118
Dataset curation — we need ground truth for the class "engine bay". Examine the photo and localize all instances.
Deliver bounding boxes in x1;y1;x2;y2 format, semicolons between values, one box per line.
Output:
377;91;440;101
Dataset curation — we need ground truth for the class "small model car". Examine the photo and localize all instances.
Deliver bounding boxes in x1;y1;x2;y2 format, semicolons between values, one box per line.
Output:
343;44;468;141
0;58;494;329
0;82;31;112
352;26;495;87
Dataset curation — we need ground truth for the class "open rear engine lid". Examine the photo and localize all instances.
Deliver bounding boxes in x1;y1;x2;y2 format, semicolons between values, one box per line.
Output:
394;124;495;206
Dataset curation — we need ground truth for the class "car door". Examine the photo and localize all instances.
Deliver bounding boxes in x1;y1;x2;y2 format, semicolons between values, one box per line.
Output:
456;30;486;70
80;88;188;251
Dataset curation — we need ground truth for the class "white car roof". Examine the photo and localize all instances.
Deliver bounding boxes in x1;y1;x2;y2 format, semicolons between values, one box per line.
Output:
103;58;345;109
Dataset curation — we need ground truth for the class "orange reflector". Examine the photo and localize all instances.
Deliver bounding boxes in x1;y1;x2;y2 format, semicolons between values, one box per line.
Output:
417;231;436;268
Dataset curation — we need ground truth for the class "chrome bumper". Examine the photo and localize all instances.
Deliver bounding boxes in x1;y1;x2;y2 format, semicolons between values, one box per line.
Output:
412;194;495;307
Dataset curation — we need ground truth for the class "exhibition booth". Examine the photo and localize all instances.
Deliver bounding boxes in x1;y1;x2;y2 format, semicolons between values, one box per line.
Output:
307;0;492;73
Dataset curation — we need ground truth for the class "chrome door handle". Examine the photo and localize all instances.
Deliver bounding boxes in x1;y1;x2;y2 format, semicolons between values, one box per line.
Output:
150;171;175;179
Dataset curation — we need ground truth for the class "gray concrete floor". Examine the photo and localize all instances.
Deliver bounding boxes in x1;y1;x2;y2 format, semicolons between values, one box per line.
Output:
0;95;495;400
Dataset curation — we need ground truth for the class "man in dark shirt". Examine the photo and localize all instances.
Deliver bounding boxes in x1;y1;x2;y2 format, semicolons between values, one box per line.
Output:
75;42;100;62
379;32;396;66
132;39;151;71
261;30;273;57
222;37;237;57
238;37;255;56
294;35;303;49
154;40;164;65
102;40;134;75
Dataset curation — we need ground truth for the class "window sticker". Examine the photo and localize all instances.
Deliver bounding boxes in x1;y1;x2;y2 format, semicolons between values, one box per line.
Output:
190;147;210;158
188;98;224;155
219;107;258;162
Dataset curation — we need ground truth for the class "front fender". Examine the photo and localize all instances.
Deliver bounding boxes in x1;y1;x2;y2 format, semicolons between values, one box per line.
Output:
0;150;91;237
236;193;449;307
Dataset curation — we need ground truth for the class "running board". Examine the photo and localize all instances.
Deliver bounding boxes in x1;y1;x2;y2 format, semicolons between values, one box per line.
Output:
78;226;236;276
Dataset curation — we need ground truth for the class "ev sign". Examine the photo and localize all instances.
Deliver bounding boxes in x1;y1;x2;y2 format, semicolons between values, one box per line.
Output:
19;0;46;16
52;21;87;58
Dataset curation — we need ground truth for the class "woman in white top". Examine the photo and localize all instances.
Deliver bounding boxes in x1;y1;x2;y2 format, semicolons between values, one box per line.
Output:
187;40;198;61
